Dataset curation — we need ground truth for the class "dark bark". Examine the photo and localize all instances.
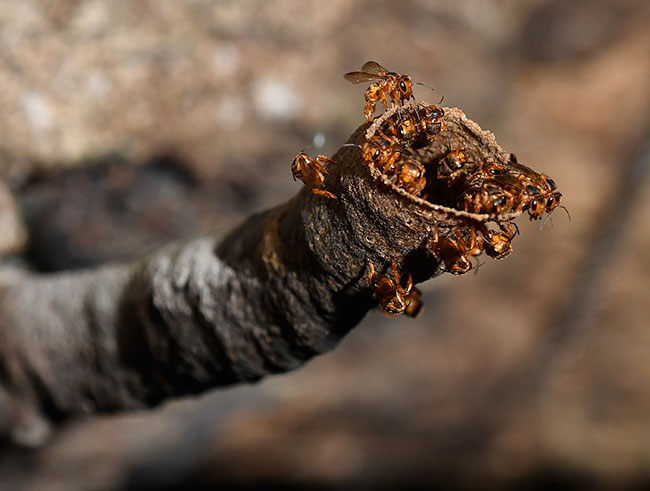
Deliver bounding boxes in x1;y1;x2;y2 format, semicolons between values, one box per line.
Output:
0;105;521;446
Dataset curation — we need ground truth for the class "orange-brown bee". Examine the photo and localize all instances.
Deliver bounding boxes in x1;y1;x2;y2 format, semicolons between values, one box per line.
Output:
518;173;564;220
381;104;446;147
344;61;414;122
509;155;565;221
362;135;403;175
416;104;446;142
475;160;508;181
291;151;337;199
392;158;426;196
478;221;518;260
437;148;473;186
368;261;414;316
458;179;519;216
526;191;564;220
431;230;482;275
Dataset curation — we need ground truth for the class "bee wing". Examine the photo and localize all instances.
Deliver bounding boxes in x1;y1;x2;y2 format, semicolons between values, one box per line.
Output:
361;60;388;75
343;60;390;83
343;71;385;83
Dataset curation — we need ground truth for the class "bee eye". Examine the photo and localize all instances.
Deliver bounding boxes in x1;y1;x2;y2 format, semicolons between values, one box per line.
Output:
432;108;443;118
546;196;555;208
399;80;407;93
422;107;433;118
531;198;539;209
373;150;380;160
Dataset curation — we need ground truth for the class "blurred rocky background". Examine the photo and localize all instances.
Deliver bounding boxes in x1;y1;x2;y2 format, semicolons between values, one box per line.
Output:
1;0;650;488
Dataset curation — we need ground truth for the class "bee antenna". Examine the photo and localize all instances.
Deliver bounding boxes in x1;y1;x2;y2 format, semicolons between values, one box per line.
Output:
559;205;571;221
415;81;435;92
415;82;445;106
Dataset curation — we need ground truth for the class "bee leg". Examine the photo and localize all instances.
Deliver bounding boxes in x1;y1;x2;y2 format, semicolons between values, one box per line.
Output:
311;188;337;200
368;260;376;285
315;155;338;166
315;156;339;175
392;261;412;296
364;101;376;122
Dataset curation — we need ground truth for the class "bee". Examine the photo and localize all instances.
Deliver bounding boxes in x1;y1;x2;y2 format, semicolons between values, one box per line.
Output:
291;151;338;199
416;103;446;142
380;104;446;147
344;61;414;122
381;114;418;142
362;135;403;175
518;173;564;220
368;261;414;316
392;158;426;196
431;229;483;275
476;160;508;180
527;192;564;220
478;221;518;260
508;154;566;221
455;157;511;190
437;148;473;186
457;179;519;216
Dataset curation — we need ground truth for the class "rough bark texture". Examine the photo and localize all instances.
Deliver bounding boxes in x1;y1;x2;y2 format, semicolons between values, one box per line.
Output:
0;105;518;446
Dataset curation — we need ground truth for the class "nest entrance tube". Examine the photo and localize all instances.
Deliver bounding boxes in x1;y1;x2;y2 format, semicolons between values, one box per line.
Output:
321;101;563;283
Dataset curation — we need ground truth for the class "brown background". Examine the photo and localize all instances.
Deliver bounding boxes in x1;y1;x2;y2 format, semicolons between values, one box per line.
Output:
1;0;650;488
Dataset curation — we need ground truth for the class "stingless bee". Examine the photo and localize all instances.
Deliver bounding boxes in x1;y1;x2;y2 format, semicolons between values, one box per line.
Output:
477;221;518;260
431;221;518;276
516;173;564;220
361;135;403;175
437;148;473;186
344;61;414;122
392;158;427;196
431;230;480;275
291;151;338;199
508;155;567;222
368;261;415;316
458;179;519;216
380;103;446;147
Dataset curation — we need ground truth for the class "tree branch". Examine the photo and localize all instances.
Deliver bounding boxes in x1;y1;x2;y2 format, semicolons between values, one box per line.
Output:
0;105;529;446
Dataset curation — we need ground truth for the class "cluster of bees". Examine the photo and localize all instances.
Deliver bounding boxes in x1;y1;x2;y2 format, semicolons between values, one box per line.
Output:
292;61;564;318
